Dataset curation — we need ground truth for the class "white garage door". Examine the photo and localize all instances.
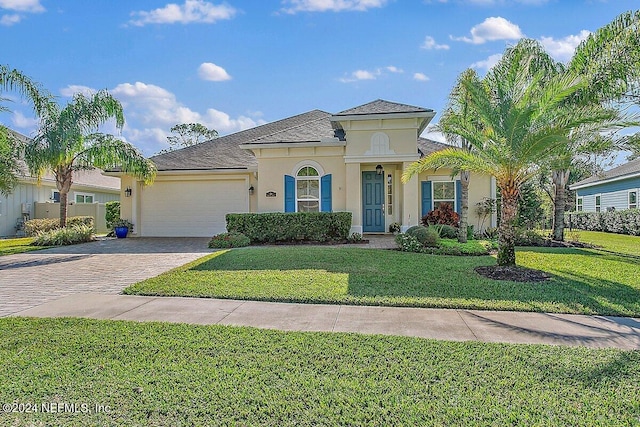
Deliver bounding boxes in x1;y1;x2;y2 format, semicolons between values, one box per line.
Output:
140;179;248;237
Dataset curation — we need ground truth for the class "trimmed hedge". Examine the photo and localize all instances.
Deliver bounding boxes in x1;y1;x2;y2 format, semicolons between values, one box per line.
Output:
226;212;352;243
565;210;640;236
31;224;95;246
208;232;251;249
25;216;95;236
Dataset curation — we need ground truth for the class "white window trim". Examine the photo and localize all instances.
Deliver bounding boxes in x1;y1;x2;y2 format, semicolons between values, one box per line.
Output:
629;189;638;209
432;180;456;211
295;166;321;213
74;192;95;204
576;196;583;212
50;189;60;202
595;194;602;213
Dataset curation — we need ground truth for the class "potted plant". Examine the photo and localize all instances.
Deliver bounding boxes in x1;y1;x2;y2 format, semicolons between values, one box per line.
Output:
113;219;133;239
389;222;401;234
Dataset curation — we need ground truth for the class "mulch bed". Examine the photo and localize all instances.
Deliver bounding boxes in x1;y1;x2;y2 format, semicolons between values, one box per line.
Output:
475;265;551;282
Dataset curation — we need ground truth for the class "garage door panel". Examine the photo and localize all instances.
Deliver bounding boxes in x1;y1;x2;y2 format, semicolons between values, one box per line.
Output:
141;180;248;237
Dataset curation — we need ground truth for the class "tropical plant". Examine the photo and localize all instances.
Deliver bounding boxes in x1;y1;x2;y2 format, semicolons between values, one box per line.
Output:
25;90;156;228
403;38;623;266
0;66;53;194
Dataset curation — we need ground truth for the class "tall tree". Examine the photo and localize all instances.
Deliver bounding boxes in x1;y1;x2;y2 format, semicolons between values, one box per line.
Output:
403;39;622;266
159;123;218;154
25;90;156;227
436;69;481;243
0;66;53;194
549;10;640;240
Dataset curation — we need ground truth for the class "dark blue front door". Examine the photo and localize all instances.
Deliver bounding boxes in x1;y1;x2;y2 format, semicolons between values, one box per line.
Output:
362;171;385;232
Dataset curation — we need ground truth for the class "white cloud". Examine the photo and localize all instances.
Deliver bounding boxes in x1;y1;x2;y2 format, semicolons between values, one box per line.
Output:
0;13;20;25
129;0;237;26
420;124;447;144
452;16;523;44
109;81;265;154
11;110;38;129
540;30;590;63
281;0;388;14
471;53;502;70
421;36;449;50
339;65;402;83
59;85;97;97
413;73;430;82
198;62;232;81
0;0;44;12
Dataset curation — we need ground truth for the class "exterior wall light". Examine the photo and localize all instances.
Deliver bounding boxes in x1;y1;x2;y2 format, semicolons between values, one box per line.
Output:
375;164;383;175
248;186;255;195
125;187;132;197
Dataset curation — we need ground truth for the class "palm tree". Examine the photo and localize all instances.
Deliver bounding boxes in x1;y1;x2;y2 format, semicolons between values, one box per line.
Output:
436;69;481;243
25;90;156;227
0;66;53;194
548;10;640;241
403;39;620;266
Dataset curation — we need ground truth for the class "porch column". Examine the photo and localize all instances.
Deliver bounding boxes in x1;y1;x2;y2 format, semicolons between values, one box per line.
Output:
402;161;420;231
345;163;362;234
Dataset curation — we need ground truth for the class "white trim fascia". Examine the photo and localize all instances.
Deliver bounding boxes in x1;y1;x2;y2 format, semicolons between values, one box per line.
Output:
106;168;257;177
570;172;640;190
344;154;420;164
18;176;119;193
331;111;436;122
240;141;346;150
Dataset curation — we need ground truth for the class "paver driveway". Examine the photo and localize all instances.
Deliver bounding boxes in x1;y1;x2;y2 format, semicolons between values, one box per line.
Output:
0;238;211;317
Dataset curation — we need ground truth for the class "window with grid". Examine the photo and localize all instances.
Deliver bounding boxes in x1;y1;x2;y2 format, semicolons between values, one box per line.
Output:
296;166;320;212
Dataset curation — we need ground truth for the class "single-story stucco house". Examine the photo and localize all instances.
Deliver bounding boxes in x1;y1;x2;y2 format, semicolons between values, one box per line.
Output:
109;100;497;237
0;130;120;237
570;158;640;213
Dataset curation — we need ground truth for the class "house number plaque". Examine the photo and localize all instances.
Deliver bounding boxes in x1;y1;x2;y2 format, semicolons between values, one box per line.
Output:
266;191;277;197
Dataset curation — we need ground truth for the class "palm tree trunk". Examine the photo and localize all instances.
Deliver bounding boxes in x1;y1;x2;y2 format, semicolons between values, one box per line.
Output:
56;167;73;228
497;183;519;266
458;170;470;243
552;169;570;241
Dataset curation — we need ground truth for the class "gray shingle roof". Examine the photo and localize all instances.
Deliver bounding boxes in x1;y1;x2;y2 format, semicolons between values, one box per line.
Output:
246;111;334;144
334;99;434;116
149;110;331;170
417;137;450;157
571;157;640;188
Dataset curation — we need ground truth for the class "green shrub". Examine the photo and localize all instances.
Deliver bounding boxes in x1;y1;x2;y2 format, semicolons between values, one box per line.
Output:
395;233;424;253
25;216;95;236
428;224;458;239
347;232;363;243
31;224;95;246
208;232;251;248
405;225;423;236
105;201;120;229
514;229;547;246
226;212;352;243
413;227;440;247
566;210;640;236
426;239;493;256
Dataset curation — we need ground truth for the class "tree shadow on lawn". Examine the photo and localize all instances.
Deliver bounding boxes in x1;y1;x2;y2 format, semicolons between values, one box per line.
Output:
187;248;640;316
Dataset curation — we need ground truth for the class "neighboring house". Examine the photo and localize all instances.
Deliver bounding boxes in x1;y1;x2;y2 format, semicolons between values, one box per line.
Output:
109;100;497;237
0;130;120;237
570;158;640;213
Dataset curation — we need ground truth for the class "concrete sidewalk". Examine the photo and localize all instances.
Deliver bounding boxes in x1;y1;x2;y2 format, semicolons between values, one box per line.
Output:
13;293;640;350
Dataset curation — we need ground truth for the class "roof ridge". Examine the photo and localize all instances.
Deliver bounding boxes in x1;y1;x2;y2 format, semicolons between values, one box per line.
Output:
249;110;332;143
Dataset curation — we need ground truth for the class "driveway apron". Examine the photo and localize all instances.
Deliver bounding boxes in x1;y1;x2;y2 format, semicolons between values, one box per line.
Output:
0;238;211;317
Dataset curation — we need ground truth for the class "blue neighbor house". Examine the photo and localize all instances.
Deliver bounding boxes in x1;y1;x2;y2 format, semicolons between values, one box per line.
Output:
570;158;640;213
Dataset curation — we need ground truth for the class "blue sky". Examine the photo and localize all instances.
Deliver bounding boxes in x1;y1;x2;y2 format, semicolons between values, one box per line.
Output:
0;0;638;156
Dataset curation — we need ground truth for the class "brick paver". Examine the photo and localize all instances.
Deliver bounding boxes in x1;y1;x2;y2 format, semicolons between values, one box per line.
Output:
0;238;211;317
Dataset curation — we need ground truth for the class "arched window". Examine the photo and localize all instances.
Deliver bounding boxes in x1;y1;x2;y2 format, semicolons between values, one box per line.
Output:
296;166;320;212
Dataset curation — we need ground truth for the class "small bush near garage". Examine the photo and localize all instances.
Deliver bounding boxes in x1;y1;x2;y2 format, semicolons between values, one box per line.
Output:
226;212;352;243
31;224;95;246
208;232;251;249
25;216;95;236
105;201;121;230
565;210;640;236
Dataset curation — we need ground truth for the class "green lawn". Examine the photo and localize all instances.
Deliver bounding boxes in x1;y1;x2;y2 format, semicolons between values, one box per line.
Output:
0;237;49;256
572;230;640;257
125;245;640;316
1;317;638;426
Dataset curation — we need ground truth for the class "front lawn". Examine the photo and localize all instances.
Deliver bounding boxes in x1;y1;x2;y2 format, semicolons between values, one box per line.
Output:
572;230;640;257
125;246;640;316
1;318;638;426
0;237;49;256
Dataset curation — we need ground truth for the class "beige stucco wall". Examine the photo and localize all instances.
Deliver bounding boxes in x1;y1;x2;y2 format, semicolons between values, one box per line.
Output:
253;146;347;213
336;118;422;157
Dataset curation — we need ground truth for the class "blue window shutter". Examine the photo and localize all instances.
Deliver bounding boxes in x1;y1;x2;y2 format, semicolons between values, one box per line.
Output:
321;174;332;212
456;180;462;214
284;175;295;212
421;181;432;217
